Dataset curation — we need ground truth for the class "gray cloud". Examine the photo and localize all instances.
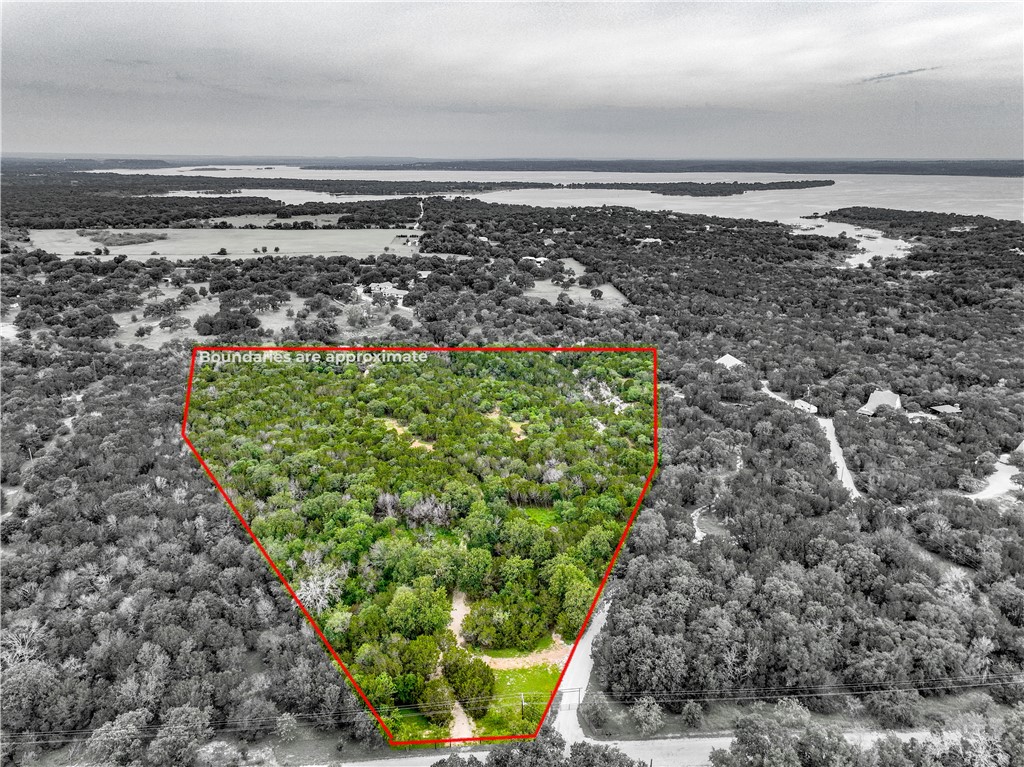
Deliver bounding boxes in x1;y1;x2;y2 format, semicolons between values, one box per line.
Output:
862;67;942;84
2;2;1021;158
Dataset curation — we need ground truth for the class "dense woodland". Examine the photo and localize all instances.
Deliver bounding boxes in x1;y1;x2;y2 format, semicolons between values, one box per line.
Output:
186;352;654;739
2;163;1023;764
1;342;381;766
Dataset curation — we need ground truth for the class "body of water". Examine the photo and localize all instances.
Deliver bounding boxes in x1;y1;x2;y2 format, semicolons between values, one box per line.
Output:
98;165;1023;220
149;188;404;205
95;166;1023;266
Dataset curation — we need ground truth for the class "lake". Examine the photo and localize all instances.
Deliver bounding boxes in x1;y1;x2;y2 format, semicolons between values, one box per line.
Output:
93;166;1024;266
148;189;404;205
99;165;1023;221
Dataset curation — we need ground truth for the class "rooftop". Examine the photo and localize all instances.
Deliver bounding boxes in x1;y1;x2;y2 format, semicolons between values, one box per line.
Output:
857;389;902;416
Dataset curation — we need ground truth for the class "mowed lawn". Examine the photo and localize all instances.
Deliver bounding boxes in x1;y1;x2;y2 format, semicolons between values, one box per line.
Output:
474;664;561;737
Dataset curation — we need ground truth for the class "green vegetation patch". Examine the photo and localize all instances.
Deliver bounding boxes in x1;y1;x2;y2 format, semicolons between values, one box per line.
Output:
475;665;562;737
186;349;654;741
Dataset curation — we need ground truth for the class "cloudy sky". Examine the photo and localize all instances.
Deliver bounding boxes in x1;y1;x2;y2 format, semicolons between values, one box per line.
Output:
2;2;1021;159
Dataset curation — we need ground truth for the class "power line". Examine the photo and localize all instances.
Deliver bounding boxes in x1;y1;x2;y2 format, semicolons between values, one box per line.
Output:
6;671;1019;748
2;689;552;743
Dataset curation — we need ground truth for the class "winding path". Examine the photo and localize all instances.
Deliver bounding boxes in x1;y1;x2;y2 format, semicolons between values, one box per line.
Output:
759;381;862;498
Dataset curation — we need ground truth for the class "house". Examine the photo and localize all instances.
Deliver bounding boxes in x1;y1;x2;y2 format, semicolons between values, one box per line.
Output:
930;403;962;415
368;281;404;299
857;390;902;416
715;354;745;370
794;399;818;414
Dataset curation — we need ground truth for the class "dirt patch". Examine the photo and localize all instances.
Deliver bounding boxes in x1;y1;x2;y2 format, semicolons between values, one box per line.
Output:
383;418;434;451
483;635;572;671
486;408;527;441
449;590;471;646
449;700;475;739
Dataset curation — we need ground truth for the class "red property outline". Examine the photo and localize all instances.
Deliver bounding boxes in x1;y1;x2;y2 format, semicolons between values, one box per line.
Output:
181;345;659;747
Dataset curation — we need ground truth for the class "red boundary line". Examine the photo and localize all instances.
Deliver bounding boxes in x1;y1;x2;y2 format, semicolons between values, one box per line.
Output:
181;345;659;747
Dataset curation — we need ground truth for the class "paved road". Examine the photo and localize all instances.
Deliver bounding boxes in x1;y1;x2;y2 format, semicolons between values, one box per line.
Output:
335;730;931;767
551;602;609;743
332;599;933;767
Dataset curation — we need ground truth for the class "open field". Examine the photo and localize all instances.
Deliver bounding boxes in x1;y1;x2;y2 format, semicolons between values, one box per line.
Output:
28;228;418;259
520;256;630;307
524;279;628;306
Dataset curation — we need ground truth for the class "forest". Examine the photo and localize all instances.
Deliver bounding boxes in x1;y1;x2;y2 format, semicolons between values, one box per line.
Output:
2;160;1022;763
1;341;384;766
185;351;655;741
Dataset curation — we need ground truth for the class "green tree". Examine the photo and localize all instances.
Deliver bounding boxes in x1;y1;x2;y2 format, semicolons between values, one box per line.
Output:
386;577;449;638
458;548;492;597
419;679;457;726
443;647;496;719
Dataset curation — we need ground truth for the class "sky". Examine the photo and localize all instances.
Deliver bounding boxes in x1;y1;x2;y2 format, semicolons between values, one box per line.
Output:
2;1;1022;159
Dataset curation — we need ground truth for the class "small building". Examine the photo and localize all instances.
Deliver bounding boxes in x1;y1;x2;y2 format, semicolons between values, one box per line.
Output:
715;354;745;370
794;399;818;414
930;403;962;415
857;390;902;416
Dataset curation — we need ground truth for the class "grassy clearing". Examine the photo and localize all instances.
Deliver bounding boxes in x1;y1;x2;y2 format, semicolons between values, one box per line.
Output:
522;506;559;527
524;279;628;307
29;227;415;259
474;664;560;737
390;710;450;742
477;634;554;659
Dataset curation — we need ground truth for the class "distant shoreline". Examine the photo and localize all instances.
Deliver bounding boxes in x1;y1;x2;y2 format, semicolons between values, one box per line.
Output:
3;156;1022;177
302;159;1024;177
